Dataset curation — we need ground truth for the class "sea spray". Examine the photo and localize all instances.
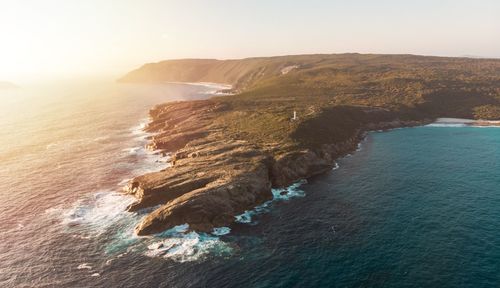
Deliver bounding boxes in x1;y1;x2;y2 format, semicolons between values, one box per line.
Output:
126;117;171;175
57;190;137;237
212;227;231;236
52;111;312;263
235;179;308;224
143;224;233;262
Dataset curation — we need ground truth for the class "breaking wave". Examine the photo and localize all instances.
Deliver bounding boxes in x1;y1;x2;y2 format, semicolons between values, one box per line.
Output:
235;180;307;224
48;115;312;263
49;119;228;263
53;187;233;263
143;224;233;262
52;190;137;237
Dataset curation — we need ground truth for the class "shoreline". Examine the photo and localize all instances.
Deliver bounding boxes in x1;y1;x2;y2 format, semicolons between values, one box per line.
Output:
121;82;495;237
430;117;500;127
123;93;434;236
163;81;232;90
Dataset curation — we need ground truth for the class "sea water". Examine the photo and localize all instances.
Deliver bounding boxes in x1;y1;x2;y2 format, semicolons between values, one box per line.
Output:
1;82;499;287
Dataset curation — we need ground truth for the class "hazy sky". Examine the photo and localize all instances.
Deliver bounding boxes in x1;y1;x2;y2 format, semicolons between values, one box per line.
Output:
1;0;499;82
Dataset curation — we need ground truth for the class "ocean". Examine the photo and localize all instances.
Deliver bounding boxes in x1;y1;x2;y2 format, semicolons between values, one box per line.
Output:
1;82;499;287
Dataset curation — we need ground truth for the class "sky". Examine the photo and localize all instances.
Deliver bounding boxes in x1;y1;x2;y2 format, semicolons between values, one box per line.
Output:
0;0;499;83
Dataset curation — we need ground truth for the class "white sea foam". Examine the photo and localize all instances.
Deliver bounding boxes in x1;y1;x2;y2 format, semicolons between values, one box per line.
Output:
235;180;307;224
55;117;229;263
124;119;171;175
212;227;231;236
234;210;254;224
356;142;362;151
123;146;142;155
144;224;232;262
50;119;166;247
130;119;148;136
59;191;136;236
271;179;307;200
130;152;170;176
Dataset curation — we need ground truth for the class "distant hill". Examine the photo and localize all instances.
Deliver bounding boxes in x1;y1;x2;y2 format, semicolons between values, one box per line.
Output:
0;81;18;89
119;56;321;89
121;53;500;120
123;54;500;235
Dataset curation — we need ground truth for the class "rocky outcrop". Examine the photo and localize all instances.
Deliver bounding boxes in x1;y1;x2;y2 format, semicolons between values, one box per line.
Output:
124;100;431;236
270;137;360;187
134;158;272;235
124;101;275;235
128;135;275;235
269;119;429;187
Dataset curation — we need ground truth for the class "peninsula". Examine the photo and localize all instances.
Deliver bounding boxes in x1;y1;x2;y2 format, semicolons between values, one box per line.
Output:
120;54;500;235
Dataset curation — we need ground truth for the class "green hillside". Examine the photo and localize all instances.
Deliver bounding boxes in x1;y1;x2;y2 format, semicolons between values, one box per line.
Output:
121;53;500;148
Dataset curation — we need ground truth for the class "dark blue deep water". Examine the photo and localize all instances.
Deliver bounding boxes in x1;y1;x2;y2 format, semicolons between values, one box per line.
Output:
1;83;499;287
193;126;500;288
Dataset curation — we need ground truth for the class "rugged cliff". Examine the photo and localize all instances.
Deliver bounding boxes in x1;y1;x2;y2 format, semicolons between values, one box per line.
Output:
121;53;500;235
124;100;429;235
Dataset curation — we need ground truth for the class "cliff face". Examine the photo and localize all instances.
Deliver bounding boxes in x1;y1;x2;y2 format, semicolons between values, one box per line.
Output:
126;101;274;235
125;100;429;235
121;53;500;235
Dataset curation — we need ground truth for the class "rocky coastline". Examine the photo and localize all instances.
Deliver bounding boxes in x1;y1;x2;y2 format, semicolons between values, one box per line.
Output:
117;54;500;236
124;99;432;236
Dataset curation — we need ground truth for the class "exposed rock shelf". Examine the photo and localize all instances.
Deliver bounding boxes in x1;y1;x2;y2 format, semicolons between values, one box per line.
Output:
124;100;430;236
119;53;500;236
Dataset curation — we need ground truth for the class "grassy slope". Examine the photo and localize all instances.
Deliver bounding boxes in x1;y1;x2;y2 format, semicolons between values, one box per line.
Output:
121;53;500;150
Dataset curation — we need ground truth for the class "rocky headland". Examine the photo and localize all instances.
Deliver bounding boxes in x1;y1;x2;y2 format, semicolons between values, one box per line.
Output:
125;99;430;236
121;53;500;235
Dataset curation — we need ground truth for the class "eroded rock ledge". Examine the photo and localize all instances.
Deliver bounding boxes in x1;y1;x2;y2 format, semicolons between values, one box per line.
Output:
125;100;429;235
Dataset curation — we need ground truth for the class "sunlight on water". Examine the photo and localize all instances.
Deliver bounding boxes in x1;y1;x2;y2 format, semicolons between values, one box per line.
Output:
0;82;226;286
